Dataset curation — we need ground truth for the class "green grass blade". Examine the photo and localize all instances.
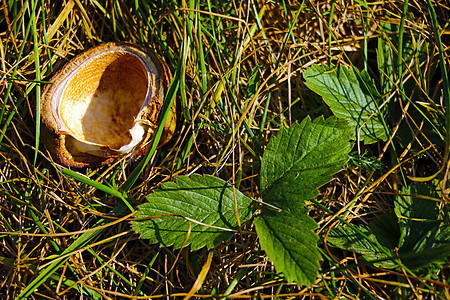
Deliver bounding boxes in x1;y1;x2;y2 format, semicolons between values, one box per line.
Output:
258;0;305;138
121;60;180;193
16;202;130;299
0;4;33;144
133;249;160;297
397;0;409;102
61;169;122;200
426;0;450;163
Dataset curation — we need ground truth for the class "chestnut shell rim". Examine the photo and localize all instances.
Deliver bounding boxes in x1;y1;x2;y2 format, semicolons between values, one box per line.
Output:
40;42;173;168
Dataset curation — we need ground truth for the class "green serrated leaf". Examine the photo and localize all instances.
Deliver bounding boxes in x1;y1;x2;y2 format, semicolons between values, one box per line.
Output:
327;224;398;269
254;208;320;285
260;116;352;210
256;116;352;286
303;64;387;144
132;174;254;250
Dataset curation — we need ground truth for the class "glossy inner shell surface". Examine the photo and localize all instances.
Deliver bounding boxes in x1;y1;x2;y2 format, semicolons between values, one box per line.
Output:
59;51;148;149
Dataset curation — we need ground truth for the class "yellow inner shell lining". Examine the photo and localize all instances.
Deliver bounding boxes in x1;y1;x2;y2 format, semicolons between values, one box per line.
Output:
59;52;148;149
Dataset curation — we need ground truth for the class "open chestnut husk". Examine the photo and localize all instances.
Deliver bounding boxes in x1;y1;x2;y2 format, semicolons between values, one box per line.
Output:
41;42;175;168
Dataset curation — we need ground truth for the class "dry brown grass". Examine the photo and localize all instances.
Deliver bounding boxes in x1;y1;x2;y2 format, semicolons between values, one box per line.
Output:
1;0;449;299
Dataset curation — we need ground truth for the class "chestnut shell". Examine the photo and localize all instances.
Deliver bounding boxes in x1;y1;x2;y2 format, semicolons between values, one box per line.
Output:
41;42;175;167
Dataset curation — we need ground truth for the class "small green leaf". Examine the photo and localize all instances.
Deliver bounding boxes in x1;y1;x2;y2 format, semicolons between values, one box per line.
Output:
327;223;398;269
303;64;387;144
246;64;262;100
394;184;450;269
369;213;401;250
261;116;352;210
403;229;450;270
395;184;439;250
329;184;450;271
132;174;254;250
254;208;320;285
